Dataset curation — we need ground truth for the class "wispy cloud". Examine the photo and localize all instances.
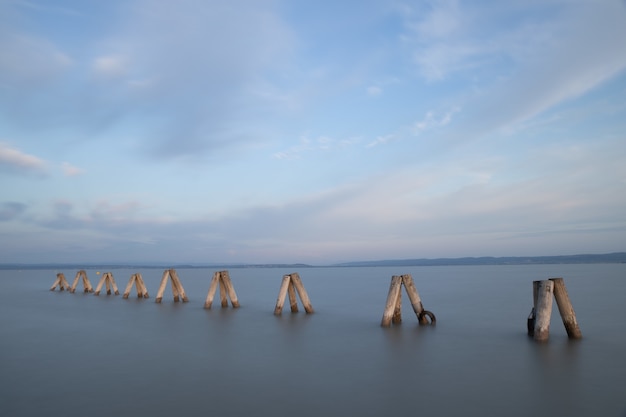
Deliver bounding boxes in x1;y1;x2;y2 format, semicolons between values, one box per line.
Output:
0;143;47;176
61;162;84;177
274;135;360;159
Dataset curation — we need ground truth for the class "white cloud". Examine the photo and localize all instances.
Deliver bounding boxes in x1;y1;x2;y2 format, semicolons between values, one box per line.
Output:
92;55;128;78
0;143;47;175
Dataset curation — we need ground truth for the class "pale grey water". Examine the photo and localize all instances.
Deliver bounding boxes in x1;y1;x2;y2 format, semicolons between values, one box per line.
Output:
1;264;625;417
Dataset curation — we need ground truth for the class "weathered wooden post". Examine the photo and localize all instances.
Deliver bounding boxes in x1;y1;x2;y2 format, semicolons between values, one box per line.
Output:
550;277;582;339
532;280;554;342
155;269;188;303
50;273;72;291
123;273;149;299
381;274;436;327
274;273;314;315
94;272;120;296
528;278;582;341
69;270;94;293
204;270;240;309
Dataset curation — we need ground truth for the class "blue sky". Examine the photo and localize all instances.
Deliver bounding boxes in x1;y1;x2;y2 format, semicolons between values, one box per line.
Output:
1;0;625;265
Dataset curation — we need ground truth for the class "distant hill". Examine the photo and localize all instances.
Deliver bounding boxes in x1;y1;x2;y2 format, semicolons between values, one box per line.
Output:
1;253;625;270
332;252;626;267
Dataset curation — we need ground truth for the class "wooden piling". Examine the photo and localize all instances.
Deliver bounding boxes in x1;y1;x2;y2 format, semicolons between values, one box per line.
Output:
381;274;435;327
550;277;582;339
50;273;72;291
290;273;314;314
204;270;240;309
123;273;149;299
70;270;93;293
155;269;188;303
381;275;403;327
533;280;554;342
273;274;291;315
219;271;240;308
274;273;314;315
94;272;120;296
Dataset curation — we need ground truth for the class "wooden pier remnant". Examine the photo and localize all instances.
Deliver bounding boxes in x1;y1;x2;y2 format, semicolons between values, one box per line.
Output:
527;277;582;341
123;273;149;299
550;277;582;339
50;273;72;291
155;269;188;303
274;273;314;315
204;270;240;309
94;272;120;296
381;274;436;327
69;270;94;293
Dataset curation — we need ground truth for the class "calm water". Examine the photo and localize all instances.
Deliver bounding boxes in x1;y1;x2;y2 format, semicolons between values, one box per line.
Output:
1;264;625;417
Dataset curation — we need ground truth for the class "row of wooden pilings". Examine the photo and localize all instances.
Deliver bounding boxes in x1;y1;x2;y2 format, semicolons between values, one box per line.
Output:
50;270;582;341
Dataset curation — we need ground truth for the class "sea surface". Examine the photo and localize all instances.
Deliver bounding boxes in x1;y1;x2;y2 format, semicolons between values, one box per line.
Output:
1;264;625;417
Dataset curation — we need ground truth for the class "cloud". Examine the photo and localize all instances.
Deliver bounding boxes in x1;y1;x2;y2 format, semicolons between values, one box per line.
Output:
0;143;47;176
92;55;128;79
1;0;295;160
274;134;360;159
61;162;84;177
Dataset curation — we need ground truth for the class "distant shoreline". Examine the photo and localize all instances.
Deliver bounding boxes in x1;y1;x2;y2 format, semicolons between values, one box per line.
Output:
1;252;625;270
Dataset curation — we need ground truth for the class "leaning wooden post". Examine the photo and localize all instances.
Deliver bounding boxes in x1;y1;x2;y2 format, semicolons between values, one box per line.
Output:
169;269;189;302
204;272;221;308
533;280;554;342
274;274;292;315
550;277;582;339
402;274;434;325
122;274;137;299
381;275;403;327
287;280;299;313
289;273;314;314
219;271;240;308
135;273;149;298
155;270;171;303
93;273;107;295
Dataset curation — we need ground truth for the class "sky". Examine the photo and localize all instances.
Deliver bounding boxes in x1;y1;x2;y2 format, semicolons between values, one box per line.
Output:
1;0;625;265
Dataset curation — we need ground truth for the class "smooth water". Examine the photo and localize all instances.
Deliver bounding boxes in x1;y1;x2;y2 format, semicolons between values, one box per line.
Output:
1;265;625;417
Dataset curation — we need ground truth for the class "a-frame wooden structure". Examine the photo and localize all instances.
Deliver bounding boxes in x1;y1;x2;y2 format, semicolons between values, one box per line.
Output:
50;272;72;291
204;270;240;309
155;269;188;303
274;272;314;315
94;272;120;296
122;273;149;299
70;270;94;293
381;274;435;327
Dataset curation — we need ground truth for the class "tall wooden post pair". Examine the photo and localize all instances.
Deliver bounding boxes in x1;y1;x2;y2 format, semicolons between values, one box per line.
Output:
381;274;435;327
527;277;582;342
123;273;149;299
274;273;314;315
204;270;240;309
155;269;188;303
94;272;120;296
